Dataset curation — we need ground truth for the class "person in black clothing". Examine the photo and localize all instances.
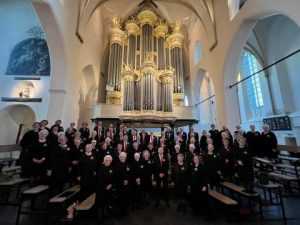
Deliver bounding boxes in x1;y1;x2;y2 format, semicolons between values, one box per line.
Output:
40;120;50;132
131;152;143;209
189;155;209;214
171;144;181;166
95;155;116;223
47;125;60;148
50;119;64;132
209;124;221;151
78;144;96;202
200;130;208;153
141;150;153;204
94;121;105;144
69;138;83;185
19;122;40;178
47;135;72;197
246;125;261;157
79;122;90;143
115;152;131;218
128;141;141;163
219;139;235;181
261;124;278;159
235;138;254;191
203;144;221;189
29;129;49;185
153;147;169;207
172;153;189;212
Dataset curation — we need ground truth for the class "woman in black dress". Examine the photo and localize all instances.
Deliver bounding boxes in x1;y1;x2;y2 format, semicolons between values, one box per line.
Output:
235;137;254;191
131;152;143;210
172;153;189;212
78;144;96;201
70;138;83;185
95;155;115;223
141;150;153;204
115;152;131;217
189;155;209;214
219;139;235;181
203;144;221;189
47;135;72;197
79;122;90;143
29;129;49;186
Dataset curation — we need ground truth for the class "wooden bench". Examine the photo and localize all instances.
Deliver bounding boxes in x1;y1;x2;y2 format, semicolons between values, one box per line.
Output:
268;172;300;194
16;185;49;225
255;182;286;220
221;181;263;220
0;177;29;204
253;157;273;171
278;155;299;163
208;189;238;205
274;164;300;178
49;185;80;203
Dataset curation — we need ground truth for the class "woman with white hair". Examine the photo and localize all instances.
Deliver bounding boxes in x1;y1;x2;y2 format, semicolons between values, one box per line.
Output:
78;144;96;201
29;129;49;185
171;153;189;212
141;150;153;204
131;152;143;210
47;135;72;197
261;124;278;159
95;155;115;223
115;152;131;218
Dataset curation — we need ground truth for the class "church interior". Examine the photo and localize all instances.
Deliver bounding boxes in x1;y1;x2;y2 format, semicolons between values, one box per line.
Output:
1;0;300;224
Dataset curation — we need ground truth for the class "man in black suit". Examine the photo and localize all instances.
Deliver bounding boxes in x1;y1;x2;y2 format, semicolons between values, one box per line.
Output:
148;131;158;148
93;121;105;143
139;129;148;149
188;126;199;144
153;147;170;207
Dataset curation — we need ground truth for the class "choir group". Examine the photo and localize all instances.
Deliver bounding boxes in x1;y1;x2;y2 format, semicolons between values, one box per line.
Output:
18;119;278;223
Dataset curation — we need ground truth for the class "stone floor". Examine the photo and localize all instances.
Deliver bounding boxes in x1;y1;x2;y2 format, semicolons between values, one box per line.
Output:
1;195;300;225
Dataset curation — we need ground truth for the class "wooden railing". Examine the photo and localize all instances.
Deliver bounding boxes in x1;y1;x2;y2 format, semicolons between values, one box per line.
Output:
277;145;300;154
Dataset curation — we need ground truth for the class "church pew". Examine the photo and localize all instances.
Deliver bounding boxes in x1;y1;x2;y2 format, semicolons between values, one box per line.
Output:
268;172;300;194
208;189;239;220
221;181;263;220
16;185;49;225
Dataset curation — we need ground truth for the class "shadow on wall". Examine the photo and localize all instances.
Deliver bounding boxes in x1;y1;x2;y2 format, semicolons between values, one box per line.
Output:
0;105;36;145
78;65;98;125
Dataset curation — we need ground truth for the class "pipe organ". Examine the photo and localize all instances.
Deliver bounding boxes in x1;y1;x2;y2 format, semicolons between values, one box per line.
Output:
105;9;186;119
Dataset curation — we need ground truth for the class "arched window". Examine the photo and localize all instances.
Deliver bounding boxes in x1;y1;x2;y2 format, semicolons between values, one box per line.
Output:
194;41;202;64
237;50;266;120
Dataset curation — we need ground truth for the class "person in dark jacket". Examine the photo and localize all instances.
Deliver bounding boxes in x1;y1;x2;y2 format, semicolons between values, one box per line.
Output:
261;124;278;159
141;150;153;204
246;125;261;157
115;152;131;218
153;147;169;207
189;155;210;214
19;122;40;177
219;139;235;181
78;144;96;201
203;144;221;189
235;137;254;192
131;152;143;210
172;153;189;212
47;135;72;197
95;155;116;223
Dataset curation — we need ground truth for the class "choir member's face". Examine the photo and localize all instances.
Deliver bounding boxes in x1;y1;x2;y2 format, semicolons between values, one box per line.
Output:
175;147;180;153
117;144;122;151
39;132;47;139
53;126;59;133
86;145;92;153
124;135;128;141
98;121;102;126
102;143;107;150
208;144;214;152
59;137;67;146
250;125;255;131
134;154;140;161
119;154;126;163
148;143;153;150
177;155;184;163
74;139;81;146
193;156;199;165
92;141;97;147
158;147;163;155
33;123;40;131
263;126;269;133
70;122;75;127
143;152;150;160
238;139;246;148
41;121;47;127
83;123;88;128
189;146;194;152
133;142;139;150
55;120;61;125
104;157;112;166
150;131;153;135
223;140;229;147
211;124;215;130
207;138;213;144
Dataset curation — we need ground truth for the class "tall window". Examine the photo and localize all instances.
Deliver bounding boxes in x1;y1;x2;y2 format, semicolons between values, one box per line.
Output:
242;50;264;117
194;41;202;64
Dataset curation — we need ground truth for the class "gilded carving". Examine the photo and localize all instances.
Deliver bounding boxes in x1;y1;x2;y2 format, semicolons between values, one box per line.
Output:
137;9;157;26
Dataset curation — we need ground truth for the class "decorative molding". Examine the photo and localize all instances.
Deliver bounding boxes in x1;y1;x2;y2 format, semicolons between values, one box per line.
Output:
14;77;41;80
137;9;157;26
49;89;67;94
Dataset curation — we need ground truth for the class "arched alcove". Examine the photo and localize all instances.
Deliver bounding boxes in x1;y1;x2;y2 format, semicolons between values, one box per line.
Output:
224;12;300;135
194;68;216;131
0;105;36;145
